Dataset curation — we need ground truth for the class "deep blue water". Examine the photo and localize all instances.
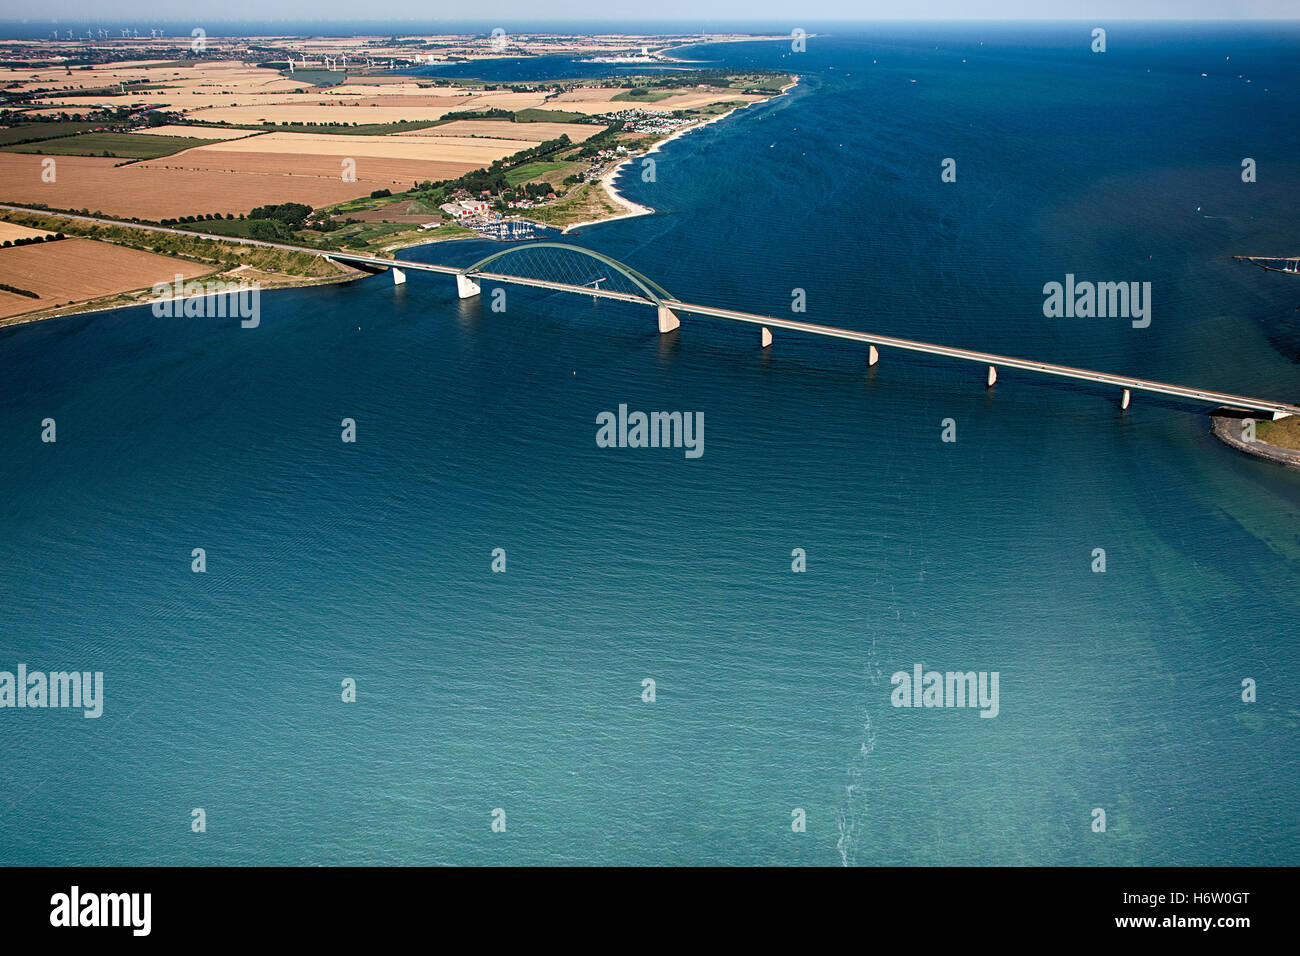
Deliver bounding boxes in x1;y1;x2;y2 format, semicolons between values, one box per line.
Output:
2;26;1298;866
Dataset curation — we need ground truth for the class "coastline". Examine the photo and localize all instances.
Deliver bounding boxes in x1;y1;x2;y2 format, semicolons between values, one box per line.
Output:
562;75;800;234
1211;415;1300;469
0;76;802;324
0;267;362;331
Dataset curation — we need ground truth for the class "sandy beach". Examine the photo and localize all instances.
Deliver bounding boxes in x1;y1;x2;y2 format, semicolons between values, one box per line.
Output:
563;75;800;234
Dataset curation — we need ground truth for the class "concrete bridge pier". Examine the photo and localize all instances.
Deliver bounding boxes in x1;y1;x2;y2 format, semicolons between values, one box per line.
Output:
761;327;773;348
657;305;680;334
868;345;879;367
1121;388;1131;411
392;267;406;286
456;274;480;298
987;365;997;388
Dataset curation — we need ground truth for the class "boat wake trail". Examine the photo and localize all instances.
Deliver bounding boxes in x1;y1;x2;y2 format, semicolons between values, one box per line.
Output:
836;636;883;867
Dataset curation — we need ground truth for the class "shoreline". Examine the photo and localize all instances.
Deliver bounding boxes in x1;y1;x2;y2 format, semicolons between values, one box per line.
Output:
562;75;800;234
1211;415;1300;469
1;75;803;324
0;267;361;331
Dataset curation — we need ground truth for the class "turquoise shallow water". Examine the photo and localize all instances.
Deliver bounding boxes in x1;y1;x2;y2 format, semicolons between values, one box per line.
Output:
1;26;1298;865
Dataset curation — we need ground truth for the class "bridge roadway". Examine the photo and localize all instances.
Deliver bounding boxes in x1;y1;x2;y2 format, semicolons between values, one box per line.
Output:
3;205;1295;419
337;252;1300;420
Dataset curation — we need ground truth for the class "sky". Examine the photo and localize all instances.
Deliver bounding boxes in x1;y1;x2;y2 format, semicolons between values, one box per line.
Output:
4;1;1297;23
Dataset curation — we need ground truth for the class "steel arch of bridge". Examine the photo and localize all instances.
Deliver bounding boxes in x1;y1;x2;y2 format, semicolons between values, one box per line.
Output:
460;242;675;307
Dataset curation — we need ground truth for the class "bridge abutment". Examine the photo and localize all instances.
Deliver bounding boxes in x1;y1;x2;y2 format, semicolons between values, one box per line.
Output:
456;274;481;299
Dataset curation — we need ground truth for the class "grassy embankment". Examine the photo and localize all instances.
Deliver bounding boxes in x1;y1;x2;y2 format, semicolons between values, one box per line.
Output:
0;121;104;147
0;132;213;160
519;181;625;229
1256;416;1300;451
0;208;342;279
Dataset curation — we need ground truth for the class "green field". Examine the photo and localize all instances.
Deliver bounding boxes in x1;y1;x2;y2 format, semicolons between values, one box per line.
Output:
0;121;103;147
0;132;208;159
278;69;352;88
611;88;678;103
514;107;590;123
315;219;475;251
174;218;254;238
505;161;572;186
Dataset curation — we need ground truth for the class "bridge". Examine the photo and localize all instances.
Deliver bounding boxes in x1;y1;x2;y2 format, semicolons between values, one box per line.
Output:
0;205;1292;420
1233;254;1300;276
330;241;1300;421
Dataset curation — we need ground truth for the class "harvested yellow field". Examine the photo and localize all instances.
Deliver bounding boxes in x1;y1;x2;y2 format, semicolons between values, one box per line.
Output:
0;222;55;243
130;125;261;140
328;82;438;96
396;120;604;142
330;74;421;85
654;92;765;110
3;62;178;92
188;103;468;125
0;153;386;219
175;88;564;125
24;61;310;110
547;88;764;114
0;238;210;320
456;91;553;111
549;87;635;103
193;131;537;164
140;150;477;192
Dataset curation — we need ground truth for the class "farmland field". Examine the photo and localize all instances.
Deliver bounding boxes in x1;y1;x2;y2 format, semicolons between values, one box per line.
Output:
397;119;603;142
131;125;261;140
0;222;56;243
0;121;104;147
0;132;214;159
547;88;764;113
504;161;574;186
192;130;538;164
140;149;478;193
0;237;212;320
512;107;591;123
0;153;384;219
